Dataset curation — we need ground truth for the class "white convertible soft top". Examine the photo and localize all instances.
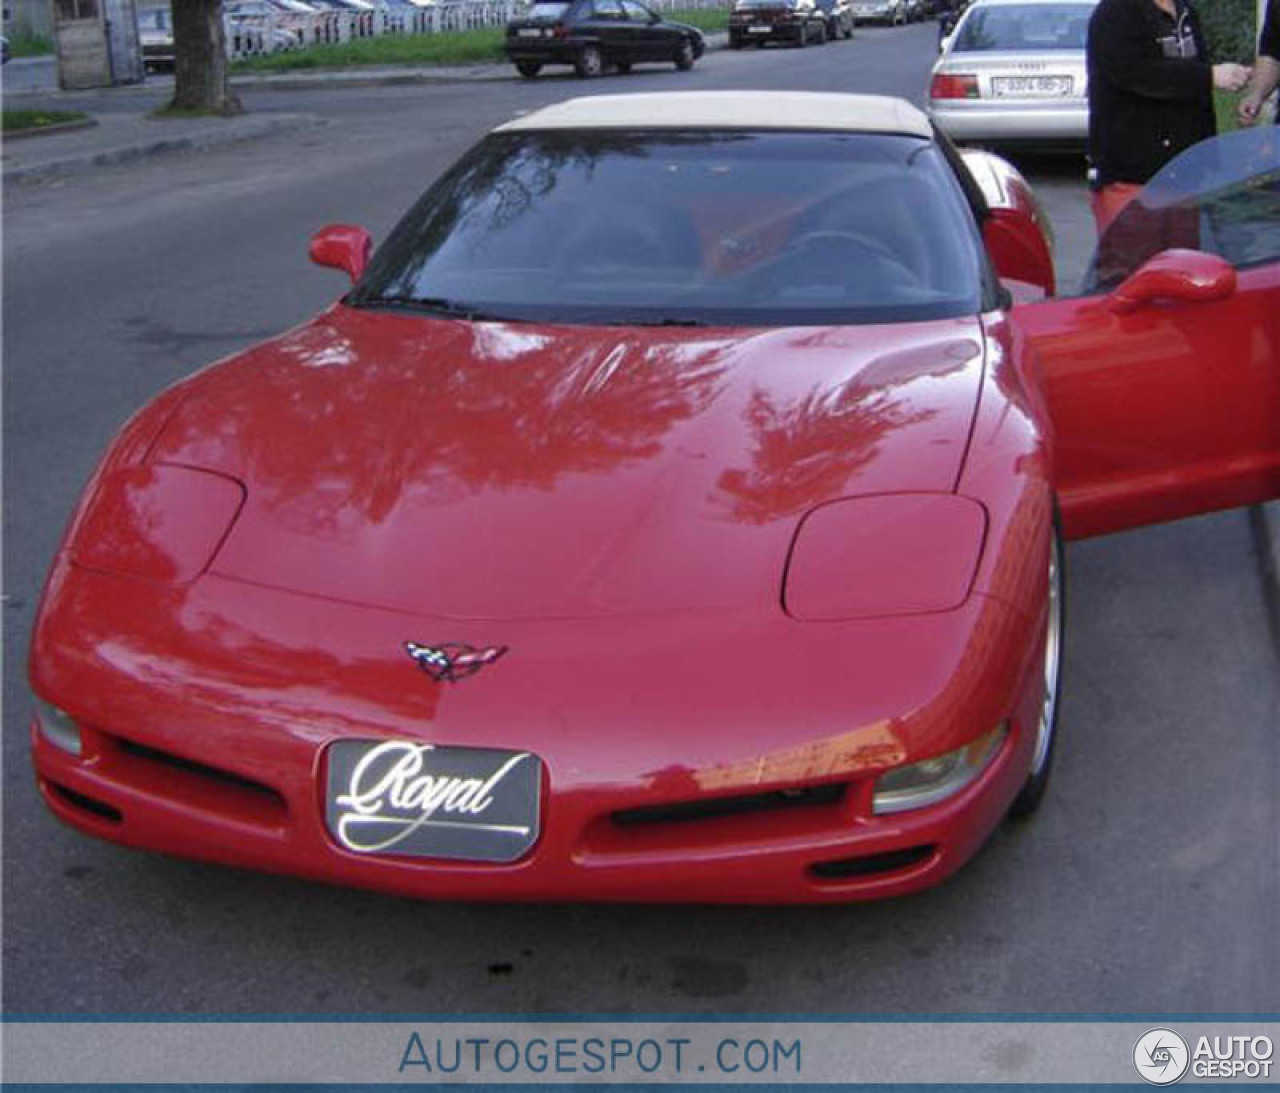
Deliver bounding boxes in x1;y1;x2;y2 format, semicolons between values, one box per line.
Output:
496;91;933;138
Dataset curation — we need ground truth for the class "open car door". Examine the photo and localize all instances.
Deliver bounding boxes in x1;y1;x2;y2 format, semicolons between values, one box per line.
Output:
1008;127;1280;540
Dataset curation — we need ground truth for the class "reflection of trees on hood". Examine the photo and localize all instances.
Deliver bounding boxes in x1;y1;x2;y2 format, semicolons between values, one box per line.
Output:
160;315;731;530
715;385;932;525
714;341;972;525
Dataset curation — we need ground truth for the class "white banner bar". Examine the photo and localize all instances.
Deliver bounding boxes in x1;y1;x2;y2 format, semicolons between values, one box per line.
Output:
3;1020;1279;1084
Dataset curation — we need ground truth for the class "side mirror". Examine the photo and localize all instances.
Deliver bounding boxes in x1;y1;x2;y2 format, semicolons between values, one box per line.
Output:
1108;249;1236;314
309;224;372;284
983;206;1055;297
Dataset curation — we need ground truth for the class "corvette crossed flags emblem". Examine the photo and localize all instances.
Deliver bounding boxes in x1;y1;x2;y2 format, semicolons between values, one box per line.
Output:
405;641;508;683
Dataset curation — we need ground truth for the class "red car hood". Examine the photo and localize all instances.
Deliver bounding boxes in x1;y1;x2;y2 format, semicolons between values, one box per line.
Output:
152;306;986;619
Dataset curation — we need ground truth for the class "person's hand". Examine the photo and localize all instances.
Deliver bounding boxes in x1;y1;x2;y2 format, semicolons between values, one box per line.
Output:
1237;92;1264;126
1212;62;1252;92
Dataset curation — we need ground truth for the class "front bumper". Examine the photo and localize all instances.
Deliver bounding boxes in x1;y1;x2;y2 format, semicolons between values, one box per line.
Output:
31;564;1047;903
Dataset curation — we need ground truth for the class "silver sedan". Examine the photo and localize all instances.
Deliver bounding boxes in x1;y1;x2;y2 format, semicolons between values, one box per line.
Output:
928;0;1095;145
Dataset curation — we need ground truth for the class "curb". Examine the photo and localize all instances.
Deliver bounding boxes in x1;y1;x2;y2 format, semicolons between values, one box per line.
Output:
3;112;324;182
3;117;98;140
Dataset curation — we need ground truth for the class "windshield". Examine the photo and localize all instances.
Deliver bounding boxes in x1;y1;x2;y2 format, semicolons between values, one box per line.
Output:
952;3;1093;51
1084;125;1280;292
352;130;988;327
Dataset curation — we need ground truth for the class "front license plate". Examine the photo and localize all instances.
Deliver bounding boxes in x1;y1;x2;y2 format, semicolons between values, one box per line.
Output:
991;75;1072;97
326;740;542;862
747;25;772;31
517;27;543;36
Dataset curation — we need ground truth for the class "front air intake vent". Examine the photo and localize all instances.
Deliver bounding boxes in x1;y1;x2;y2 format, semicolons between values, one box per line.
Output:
613;783;847;828
809;844;936;879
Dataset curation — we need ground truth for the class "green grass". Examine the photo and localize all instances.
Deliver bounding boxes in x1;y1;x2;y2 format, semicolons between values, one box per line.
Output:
229;7;727;71
1214;88;1241;134
662;7;730;31
2;109;89;133
230;26;506;71
7;31;54;57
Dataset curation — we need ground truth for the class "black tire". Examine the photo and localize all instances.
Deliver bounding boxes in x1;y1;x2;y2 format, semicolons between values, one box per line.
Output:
729;31;743;47
574;43;603;77
674;36;695;69
1009;519;1065;818
615;59;632;73
515;60;541;77
815;19;827;41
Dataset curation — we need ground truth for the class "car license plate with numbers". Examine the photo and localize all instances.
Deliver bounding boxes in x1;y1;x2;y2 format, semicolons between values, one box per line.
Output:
991;75;1073;97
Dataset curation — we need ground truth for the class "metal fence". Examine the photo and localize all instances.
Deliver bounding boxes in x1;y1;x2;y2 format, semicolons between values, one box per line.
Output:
226;0;728;58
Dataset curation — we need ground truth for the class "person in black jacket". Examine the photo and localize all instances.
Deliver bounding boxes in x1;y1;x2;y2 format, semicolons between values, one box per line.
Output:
1239;0;1279;124
1086;0;1250;234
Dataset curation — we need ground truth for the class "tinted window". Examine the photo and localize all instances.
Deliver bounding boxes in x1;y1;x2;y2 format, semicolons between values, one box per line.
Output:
953;3;1093;50
1084;126;1280;292
354;130;988;327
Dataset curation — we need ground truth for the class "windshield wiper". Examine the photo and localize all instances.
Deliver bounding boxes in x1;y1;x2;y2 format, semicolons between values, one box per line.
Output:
351;294;518;322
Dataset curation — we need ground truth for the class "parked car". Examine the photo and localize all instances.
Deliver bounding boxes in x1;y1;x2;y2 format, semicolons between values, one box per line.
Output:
136;4;174;72
28;92;1279;905
1;34;10;64
504;0;703;77
225;0;315;49
929;0;1096;145
851;0;907;24
815;0;855;38
728;0;828;47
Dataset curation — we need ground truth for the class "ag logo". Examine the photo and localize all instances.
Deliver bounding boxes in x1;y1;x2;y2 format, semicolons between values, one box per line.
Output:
1134;1028;1190;1085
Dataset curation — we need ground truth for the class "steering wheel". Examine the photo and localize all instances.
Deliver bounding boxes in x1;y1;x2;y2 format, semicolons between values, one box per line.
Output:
744;230;920;298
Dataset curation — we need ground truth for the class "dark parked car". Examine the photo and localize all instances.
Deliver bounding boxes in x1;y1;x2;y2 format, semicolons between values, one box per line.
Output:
728;0;828;47
815;0;855;37
504;0;704;78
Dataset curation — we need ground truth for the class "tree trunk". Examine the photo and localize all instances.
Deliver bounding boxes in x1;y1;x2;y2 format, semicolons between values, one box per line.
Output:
170;0;243;114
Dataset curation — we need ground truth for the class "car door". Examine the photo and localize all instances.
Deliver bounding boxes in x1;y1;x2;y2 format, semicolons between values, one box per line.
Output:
589;0;632;60
1009;129;1280;540
621;0;665;59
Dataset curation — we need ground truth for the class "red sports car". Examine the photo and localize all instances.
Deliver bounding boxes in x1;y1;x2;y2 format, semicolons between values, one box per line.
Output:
29;95;1279;902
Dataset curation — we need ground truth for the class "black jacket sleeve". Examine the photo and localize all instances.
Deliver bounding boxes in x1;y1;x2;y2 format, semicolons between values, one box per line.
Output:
1261;0;1280;61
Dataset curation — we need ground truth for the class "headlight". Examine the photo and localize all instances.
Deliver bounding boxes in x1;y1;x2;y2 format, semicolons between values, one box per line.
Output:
872;723;1006;814
34;699;83;756
785;494;987;620
70;465;245;584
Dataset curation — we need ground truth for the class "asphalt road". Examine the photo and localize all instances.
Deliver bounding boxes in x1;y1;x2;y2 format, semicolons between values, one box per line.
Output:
4;25;1278;1015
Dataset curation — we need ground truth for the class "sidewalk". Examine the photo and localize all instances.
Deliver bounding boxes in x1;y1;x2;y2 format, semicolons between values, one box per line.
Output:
1;59;517;183
2;108;326;182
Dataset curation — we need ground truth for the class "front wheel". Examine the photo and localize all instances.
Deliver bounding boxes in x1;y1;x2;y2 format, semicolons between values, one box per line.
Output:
574;43;603;77
515;60;541;77
1009;521;1065;818
674;36;695;69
